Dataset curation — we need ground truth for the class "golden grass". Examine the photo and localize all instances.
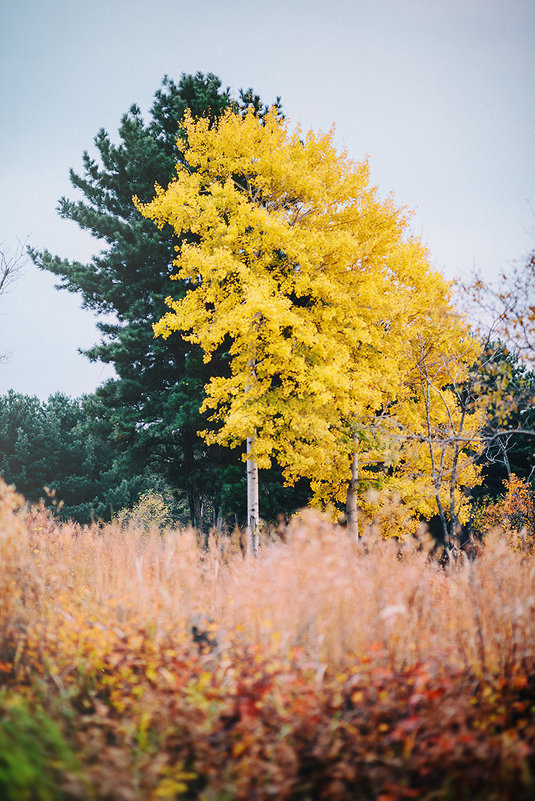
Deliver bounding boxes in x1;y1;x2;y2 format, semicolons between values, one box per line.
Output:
1;480;534;685
2;479;535;799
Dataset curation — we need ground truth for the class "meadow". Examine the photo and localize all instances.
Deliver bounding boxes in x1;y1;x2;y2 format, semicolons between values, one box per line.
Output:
1;477;534;800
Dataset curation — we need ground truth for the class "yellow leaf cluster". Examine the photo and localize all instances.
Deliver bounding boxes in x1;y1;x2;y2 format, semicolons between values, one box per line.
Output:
136;109;479;515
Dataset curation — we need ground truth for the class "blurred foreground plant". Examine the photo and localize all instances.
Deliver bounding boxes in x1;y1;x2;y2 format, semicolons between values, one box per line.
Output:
1;480;535;800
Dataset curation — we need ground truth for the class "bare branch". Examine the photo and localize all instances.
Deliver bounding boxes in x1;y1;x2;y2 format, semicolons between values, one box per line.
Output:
461;250;535;366
0;240;26;296
0;239;26;363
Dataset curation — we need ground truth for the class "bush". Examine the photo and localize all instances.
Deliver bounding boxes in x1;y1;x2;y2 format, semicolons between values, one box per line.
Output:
472;474;535;552
0;693;82;800
115;489;177;531
1;481;535;799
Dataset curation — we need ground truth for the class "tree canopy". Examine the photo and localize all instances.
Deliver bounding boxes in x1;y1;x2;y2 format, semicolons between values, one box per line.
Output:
27;73;527;540
137;107;478;529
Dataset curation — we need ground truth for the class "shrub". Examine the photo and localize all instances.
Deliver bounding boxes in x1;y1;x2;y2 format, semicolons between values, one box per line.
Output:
115;489;174;531
473;474;535;552
1;481;535;799
0;693;82;800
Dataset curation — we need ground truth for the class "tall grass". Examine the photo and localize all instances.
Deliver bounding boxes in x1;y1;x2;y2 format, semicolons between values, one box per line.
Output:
1;479;535;800
1;487;534;681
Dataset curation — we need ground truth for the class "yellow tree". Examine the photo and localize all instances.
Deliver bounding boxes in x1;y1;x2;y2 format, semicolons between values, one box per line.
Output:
136;108;469;543
390;303;485;546
298;249;485;544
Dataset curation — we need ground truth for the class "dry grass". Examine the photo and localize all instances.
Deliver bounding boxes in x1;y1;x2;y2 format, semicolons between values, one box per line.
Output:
2;483;534;682
2;479;535;800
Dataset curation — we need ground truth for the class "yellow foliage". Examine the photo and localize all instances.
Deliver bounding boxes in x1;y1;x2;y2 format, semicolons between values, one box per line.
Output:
474;474;535;553
137;108;480;521
390;306;485;524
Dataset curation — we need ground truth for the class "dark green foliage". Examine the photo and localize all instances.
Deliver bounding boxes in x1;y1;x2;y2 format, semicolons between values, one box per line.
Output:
29;73;306;528
0;390;156;523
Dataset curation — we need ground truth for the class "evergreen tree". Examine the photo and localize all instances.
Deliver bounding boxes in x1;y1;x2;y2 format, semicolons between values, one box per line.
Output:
30;73;302;527
0;391;157;523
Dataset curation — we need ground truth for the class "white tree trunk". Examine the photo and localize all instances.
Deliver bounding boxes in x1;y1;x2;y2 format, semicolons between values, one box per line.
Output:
246;436;259;556
346;447;359;540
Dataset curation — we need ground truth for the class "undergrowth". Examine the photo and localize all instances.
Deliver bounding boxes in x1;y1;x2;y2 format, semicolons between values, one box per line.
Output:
0;479;534;800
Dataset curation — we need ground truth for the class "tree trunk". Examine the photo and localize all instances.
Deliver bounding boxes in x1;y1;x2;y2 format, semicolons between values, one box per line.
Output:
187;489;195;529
346;446;359;540
194;493;204;531
434;487;450;547
183;431;201;529
246;436;259;556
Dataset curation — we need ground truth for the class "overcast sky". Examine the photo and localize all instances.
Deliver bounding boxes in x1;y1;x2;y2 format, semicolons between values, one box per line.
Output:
1;0;534;401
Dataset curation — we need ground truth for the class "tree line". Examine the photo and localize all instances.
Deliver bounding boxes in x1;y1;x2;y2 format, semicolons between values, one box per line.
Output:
2;72;534;542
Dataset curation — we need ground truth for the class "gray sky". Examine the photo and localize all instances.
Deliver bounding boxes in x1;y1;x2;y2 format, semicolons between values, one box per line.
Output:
1;0;534;400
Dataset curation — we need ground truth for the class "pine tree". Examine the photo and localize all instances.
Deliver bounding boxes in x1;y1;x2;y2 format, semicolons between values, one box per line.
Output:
0;391;154;523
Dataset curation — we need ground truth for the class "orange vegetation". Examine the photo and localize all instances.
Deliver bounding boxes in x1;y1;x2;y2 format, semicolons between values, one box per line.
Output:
1;479;534;800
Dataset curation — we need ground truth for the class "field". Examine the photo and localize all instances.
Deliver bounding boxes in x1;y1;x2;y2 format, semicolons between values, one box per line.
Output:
1;478;534;800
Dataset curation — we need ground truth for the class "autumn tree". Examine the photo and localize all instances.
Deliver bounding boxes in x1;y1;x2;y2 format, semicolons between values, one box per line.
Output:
471;346;535;497
459;253;535;499
390;312;484;546
376;246;535;547
137;108;468;541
